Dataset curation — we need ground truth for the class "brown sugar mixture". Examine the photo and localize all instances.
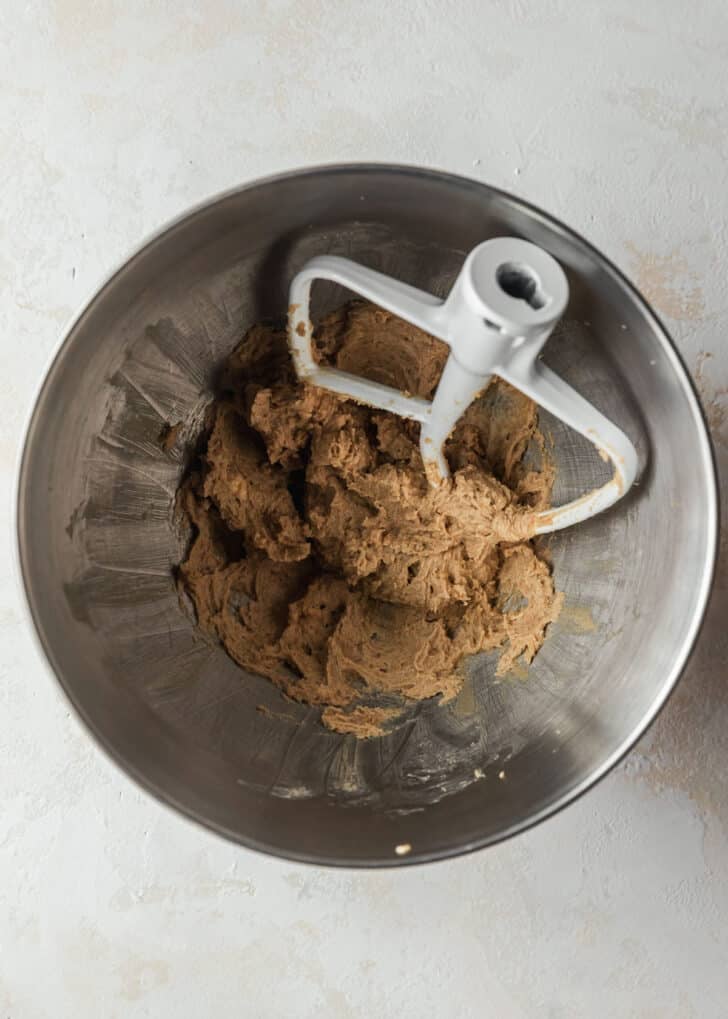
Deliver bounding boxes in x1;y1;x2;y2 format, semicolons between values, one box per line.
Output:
177;302;563;738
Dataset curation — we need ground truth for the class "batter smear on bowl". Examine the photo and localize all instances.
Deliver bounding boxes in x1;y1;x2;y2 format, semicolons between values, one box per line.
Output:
177;302;563;737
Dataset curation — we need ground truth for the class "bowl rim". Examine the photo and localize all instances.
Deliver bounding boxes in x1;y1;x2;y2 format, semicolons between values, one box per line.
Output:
14;162;720;868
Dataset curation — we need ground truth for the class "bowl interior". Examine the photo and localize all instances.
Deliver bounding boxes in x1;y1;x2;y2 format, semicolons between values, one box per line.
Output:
18;167;716;864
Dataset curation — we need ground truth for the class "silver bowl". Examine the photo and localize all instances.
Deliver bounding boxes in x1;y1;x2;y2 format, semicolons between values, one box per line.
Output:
17;165;718;866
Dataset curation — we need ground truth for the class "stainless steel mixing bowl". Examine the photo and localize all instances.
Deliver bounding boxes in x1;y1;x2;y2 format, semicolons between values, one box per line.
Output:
17;165;718;866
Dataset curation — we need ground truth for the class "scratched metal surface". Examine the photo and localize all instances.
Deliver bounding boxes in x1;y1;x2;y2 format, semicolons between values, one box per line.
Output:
60;244;630;805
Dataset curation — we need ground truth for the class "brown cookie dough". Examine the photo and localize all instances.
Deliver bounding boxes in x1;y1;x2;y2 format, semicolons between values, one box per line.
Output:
177;301;563;737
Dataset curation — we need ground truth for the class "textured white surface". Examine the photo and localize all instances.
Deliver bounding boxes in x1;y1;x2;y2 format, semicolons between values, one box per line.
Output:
2;2;728;1016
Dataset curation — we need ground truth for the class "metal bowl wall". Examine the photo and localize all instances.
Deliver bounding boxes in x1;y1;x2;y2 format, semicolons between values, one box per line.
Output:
17;166;718;865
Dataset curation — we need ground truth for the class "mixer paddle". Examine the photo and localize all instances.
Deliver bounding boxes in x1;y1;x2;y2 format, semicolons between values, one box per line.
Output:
288;238;638;533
